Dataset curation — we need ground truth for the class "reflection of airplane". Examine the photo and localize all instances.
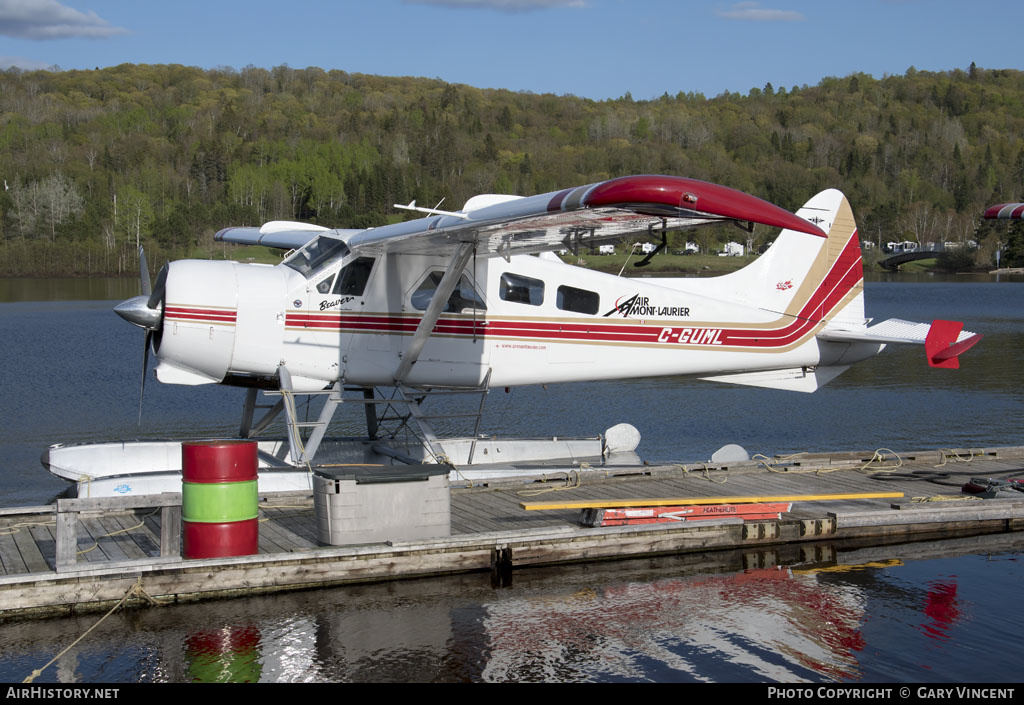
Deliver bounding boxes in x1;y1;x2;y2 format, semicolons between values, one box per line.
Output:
49;176;983;495
481;566;867;681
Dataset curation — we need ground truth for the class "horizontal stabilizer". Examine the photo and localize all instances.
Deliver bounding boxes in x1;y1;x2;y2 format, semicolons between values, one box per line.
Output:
819;318;981;368
699;365;850;393
819;318;933;344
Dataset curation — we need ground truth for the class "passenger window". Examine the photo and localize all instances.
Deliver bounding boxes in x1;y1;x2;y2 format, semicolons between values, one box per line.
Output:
411;272;487;312
557;285;599;315
500;273;544;306
332;257;376;296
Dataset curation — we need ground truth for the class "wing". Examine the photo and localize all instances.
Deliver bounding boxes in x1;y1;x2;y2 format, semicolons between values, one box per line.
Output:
985;203;1024;219
346;175;826;259
215;221;361;250
213;175;826;259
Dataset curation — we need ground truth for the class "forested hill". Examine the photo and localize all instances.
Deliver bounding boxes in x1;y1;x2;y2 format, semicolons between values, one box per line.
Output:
1;62;1023;276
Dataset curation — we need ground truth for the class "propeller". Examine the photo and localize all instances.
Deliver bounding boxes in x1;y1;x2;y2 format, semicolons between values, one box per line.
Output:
113;247;166;424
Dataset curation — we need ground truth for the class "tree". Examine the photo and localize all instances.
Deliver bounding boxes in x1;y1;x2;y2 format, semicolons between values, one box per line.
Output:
9;173;84;241
116;184;153;250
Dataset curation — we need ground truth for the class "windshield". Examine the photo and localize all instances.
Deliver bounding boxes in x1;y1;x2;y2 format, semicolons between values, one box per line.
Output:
282;235;350;278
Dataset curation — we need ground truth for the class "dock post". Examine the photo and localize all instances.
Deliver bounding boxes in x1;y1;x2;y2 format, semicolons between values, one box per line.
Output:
161;504;182;556
55;508;79;572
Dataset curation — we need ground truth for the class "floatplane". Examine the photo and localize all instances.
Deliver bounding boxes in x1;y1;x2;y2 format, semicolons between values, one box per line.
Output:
44;175;982;497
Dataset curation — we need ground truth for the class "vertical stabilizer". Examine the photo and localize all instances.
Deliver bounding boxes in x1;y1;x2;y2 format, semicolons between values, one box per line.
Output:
662;189;865;331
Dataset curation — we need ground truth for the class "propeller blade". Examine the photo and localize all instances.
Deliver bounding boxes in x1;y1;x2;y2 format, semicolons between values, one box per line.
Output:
139;247;152;298
139;329;152;425
148;264;167;311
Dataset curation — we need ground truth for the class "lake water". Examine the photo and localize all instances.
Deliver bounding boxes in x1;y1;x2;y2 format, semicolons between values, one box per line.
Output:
0;275;1022;683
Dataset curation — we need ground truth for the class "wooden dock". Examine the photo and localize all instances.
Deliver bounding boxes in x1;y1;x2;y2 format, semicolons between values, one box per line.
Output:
2;445;1023;619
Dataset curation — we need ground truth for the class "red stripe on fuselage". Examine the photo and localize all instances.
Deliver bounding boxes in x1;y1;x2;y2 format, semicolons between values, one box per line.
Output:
165;305;237;324
719;232;862;347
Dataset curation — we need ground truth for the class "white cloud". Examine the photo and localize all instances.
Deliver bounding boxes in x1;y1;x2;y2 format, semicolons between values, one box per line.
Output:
404;0;585;12
717;2;805;22
0;0;128;40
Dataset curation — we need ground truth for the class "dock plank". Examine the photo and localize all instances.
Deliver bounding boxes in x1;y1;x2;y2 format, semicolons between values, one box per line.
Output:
0;529;27;574
101;514;150;561
257;510;315;552
11;521;50;574
79;516;129;563
270;508;318;546
28;523;56;571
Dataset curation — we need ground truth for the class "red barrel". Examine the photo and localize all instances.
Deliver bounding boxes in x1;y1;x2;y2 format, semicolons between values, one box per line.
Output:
182;440;259;559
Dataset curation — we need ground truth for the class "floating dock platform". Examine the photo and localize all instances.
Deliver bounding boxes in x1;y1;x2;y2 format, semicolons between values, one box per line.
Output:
2;445;1023;619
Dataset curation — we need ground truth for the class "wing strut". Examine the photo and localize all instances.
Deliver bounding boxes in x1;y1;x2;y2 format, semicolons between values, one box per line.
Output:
393;242;476;384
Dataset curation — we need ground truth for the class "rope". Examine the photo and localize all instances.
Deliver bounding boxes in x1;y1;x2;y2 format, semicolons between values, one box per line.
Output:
751;452;808;473
854;448;904;474
0;519;55;536
911;494;983;503
75;508;160;557
23;577;167;683
934;448;977;467
448;464;476;488
678;463;728;484
78;474;93;498
516;469;582;497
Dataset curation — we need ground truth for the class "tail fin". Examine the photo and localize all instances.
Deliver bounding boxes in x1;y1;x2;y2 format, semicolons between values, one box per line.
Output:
692;190;868;394
687;189;866;329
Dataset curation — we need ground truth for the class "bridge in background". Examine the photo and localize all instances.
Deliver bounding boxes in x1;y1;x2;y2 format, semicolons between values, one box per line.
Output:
879;243;946;270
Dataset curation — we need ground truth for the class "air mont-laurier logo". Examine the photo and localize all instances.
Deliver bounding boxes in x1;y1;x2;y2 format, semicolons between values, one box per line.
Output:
603;294;690;318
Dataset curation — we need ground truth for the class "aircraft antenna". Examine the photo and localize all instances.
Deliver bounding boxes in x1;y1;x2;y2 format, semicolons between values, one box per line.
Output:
394;197;470;219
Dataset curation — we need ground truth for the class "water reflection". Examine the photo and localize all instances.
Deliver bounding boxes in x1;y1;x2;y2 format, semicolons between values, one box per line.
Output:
185;626;262;683
1;533;1020;683
479;565;867;682
921;582;960;641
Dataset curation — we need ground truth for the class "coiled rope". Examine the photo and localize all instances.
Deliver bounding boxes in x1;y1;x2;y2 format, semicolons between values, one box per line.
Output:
516;469;583;497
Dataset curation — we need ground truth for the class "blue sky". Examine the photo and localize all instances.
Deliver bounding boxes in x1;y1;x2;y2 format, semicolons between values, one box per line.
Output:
1;0;1022;100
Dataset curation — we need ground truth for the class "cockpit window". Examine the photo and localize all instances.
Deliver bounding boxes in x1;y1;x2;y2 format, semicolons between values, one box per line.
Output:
316;274;335;294
283;235;350;277
411;271;487;312
333;257;376;296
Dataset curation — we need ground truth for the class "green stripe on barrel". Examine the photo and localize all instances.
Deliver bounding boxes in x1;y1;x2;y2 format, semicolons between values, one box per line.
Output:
182;480;258;523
